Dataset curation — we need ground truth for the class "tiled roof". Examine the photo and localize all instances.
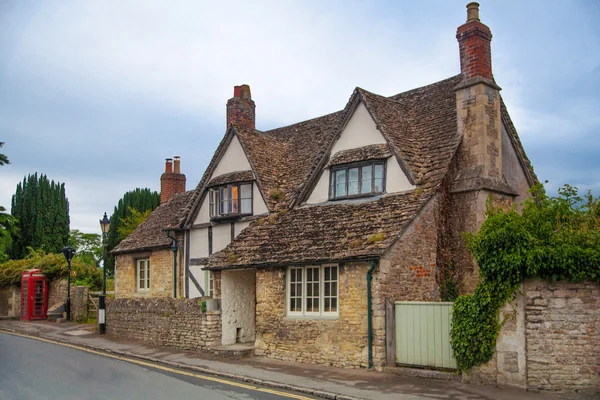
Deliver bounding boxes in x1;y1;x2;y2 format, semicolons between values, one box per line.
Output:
327;144;391;167
362;75;463;189
207;170;254;187
121;75;535;259
206;190;431;270
112;191;194;254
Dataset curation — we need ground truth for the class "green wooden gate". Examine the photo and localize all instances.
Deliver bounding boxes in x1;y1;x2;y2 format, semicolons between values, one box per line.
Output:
394;302;457;369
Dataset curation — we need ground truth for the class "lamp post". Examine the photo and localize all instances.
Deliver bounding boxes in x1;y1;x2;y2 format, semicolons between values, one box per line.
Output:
62;246;76;322
99;212;111;334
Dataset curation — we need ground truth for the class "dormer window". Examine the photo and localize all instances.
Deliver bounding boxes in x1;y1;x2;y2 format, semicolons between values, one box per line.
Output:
329;161;384;200
209;183;253;218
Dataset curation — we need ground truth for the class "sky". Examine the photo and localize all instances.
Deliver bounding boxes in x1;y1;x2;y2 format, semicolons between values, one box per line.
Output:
1;0;599;235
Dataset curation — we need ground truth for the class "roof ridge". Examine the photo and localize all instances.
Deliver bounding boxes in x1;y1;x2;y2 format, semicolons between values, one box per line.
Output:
262;110;343;136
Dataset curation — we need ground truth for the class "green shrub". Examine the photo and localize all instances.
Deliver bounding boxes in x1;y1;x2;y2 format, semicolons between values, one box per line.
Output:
451;184;600;371
0;248;102;290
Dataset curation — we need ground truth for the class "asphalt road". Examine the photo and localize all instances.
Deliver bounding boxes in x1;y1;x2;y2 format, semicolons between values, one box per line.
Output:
0;332;316;400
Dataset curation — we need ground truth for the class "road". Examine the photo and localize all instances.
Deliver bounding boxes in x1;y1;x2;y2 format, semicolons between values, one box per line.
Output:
0;332;316;400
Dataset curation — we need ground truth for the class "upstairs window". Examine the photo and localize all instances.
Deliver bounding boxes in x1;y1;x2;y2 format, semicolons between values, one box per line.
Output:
329;161;385;200
209;183;252;218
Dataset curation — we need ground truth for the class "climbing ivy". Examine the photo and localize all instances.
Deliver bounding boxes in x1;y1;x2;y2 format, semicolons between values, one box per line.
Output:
450;184;600;371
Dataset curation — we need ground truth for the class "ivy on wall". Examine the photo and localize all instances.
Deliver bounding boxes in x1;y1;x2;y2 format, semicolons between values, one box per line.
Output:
450;184;600;371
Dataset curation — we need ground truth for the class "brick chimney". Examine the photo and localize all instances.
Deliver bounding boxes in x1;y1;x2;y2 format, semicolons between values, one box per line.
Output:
160;156;186;204
456;2;492;80
226;84;255;130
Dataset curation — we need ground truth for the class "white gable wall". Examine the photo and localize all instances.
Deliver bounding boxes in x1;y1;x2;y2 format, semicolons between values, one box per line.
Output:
212;135;251;177
331;103;386;153
186;132;269;298
307;102;414;204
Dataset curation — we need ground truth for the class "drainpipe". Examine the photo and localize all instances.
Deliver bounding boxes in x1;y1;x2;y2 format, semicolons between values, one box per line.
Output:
165;230;178;298
367;259;377;370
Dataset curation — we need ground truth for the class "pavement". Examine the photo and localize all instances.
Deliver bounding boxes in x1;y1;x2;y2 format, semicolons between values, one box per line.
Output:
0;319;592;400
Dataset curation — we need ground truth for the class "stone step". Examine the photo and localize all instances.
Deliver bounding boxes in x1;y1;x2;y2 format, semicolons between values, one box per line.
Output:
208;343;255;360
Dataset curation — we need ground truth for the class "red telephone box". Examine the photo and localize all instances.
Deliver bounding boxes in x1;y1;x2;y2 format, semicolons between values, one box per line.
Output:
20;269;48;320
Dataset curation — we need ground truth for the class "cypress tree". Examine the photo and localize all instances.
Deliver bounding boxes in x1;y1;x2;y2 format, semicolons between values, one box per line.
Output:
105;188;160;276
10;173;70;259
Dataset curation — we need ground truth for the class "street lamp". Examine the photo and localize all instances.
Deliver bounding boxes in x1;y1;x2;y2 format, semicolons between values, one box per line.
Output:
99;212;110;334
62;246;76;322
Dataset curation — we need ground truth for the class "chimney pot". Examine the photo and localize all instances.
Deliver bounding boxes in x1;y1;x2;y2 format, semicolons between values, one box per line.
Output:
160;156;186;204
466;2;480;22
456;2;492;80
226;84;256;130
173;156;181;174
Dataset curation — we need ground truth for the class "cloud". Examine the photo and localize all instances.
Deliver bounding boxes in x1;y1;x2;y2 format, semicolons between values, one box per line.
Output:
1;0;599;234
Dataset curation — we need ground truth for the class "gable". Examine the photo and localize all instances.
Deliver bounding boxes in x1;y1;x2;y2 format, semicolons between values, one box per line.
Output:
192;135;268;225
331;103;386;153
306;102;414;204
211;135;251;177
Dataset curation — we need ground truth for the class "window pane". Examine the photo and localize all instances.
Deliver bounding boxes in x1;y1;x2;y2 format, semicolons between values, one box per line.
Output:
240;184;252;199
374;178;383;193
289;268;303;313
306;267;320;313
374;164;384;179
323;265;338;314
241;199;251;214
230;186;239;214
361;165;372;194
335;170;346;198
348;168;359;195
219;187;229;214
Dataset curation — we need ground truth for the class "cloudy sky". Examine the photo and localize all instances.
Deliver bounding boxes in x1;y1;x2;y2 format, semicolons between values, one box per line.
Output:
1;0;599;235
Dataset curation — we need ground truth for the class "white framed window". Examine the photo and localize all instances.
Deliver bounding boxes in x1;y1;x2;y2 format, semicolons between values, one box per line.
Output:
204;270;214;297
136;259;150;291
286;264;339;317
209;183;253;218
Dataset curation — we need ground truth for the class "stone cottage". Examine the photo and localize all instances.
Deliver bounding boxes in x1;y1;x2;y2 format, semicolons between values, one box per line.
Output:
113;2;536;370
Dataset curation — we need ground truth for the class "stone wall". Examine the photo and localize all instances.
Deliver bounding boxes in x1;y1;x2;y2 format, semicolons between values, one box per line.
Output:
525;279;600;394
0;286;20;318
2;279;89;321
106;297;221;352
115;249;185;298
255;264;369;368
47;279;67;309
465;279;600;395
47;279;89;321
373;197;439;368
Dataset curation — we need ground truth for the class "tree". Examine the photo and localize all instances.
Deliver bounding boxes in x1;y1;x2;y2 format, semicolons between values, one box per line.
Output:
68;229;102;267
117;207;153;240
0;206;18;263
105;188;160;275
0;144;14;260
10;173;70;259
0;142;9;166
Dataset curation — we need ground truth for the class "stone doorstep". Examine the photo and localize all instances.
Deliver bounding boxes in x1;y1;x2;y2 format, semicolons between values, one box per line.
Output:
208;342;255;360
385;365;461;382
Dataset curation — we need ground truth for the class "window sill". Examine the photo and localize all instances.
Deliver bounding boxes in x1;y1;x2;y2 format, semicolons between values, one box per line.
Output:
329;193;383;201
210;213;253;222
285;315;339;321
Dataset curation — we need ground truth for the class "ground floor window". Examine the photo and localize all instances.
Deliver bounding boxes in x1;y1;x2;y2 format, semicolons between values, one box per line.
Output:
136;259;150;291
286;264;338;317
204;270;214;297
